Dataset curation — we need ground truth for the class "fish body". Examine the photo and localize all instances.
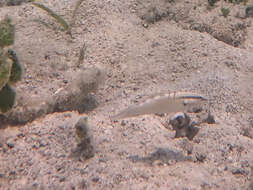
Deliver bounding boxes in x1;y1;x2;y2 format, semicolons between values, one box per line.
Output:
111;92;207;120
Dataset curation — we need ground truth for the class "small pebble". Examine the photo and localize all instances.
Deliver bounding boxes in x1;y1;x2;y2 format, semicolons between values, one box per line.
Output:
227;156;233;163
195;152;206;162
143;23;148;28
121;120;127;126
92;177;100;183
231;168;249;175
59;176;66;182
6;140;14;148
